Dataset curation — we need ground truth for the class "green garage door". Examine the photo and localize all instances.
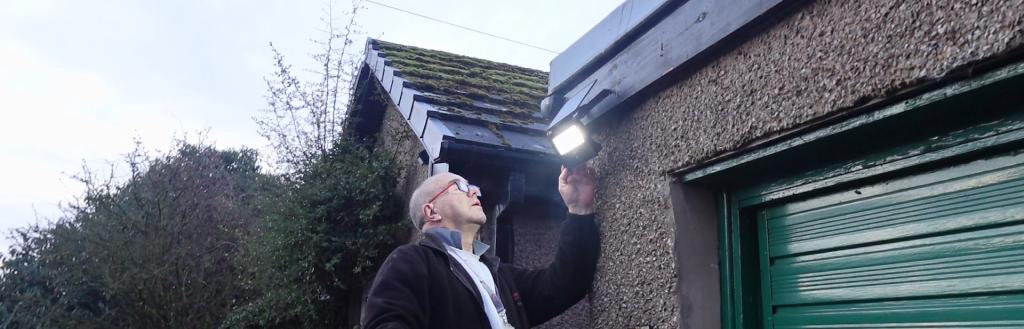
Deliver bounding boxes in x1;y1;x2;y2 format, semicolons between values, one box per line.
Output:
763;149;1024;328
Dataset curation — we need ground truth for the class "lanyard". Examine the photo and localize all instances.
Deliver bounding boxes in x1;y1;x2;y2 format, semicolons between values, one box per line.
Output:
453;251;506;312
453;251;514;328
477;277;506;314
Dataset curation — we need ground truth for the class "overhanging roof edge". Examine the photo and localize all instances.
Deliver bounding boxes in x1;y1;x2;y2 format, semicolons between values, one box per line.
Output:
357;38;557;163
546;0;800;122
548;0;681;94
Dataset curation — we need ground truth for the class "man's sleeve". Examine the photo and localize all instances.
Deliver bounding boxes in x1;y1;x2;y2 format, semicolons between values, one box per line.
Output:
506;213;600;326
361;245;430;329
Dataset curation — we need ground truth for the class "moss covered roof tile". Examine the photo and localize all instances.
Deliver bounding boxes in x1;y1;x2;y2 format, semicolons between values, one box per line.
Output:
374;40;549;123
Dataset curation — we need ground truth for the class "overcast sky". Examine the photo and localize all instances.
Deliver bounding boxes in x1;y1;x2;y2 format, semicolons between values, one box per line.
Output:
0;0;623;255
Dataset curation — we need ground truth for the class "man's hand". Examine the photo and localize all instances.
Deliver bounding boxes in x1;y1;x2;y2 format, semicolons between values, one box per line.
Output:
559;165;597;215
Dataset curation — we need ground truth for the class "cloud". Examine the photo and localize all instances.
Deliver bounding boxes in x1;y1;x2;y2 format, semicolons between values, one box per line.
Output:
0;40;209;254
0;32;275;256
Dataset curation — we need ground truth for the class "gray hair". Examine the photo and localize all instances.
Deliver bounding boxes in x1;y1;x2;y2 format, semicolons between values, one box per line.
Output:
408;173;459;230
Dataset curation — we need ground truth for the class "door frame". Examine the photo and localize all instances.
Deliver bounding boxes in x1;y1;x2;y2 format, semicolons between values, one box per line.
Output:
679;61;1024;329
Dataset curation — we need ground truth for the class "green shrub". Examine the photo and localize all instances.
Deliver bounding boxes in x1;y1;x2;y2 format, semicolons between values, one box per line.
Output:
0;142;271;329
224;138;407;329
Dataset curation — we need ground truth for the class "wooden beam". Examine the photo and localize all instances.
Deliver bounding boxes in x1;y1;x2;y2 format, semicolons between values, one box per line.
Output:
549;0;679;93
551;0;795;122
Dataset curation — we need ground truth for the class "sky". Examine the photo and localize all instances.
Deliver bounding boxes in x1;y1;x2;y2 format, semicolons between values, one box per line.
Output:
0;0;624;255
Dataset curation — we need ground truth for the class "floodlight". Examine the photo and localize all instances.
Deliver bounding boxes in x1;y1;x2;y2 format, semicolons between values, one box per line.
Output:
546;118;602;168
552;124;586;155
545;80;604;168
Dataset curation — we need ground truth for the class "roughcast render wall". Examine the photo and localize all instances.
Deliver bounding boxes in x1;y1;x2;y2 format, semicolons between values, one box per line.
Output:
587;1;1024;328
375;103;430;238
511;206;591;329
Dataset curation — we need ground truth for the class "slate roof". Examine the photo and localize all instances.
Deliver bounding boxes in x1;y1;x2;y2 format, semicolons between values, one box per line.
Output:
360;38;559;165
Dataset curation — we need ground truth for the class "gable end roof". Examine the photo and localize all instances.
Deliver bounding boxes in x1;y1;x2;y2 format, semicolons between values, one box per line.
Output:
359;38;560;166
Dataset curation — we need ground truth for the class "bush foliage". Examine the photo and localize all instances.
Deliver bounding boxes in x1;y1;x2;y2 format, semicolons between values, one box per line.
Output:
0;143;271;328
0;139;407;329
224;139;406;329
1;4;399;328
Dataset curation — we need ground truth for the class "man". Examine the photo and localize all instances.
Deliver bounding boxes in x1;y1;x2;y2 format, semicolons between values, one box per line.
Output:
362;166;600;329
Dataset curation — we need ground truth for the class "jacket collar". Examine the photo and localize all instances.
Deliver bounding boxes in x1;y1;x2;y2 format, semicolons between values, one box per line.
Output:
422;227;491;256
419;228;498;313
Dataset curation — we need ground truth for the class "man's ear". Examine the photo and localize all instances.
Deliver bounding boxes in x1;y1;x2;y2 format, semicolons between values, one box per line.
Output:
422;203;441;223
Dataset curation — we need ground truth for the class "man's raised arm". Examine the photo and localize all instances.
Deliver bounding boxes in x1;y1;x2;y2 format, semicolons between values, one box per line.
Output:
507;165;600;326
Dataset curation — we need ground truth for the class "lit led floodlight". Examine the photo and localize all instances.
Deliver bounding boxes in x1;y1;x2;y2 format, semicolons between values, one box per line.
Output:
546;80;603;168
547;118;602;168
552;124;586;155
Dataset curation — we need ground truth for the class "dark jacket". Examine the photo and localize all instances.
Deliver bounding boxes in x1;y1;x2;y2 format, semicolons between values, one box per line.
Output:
361;213;600;329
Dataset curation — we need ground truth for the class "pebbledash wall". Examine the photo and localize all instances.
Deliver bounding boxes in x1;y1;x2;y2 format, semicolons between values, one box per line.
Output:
579;0;1024;328
507;205;592;328
375;100;430;225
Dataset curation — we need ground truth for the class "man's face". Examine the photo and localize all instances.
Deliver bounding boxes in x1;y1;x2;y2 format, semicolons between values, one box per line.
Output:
430;175;486;227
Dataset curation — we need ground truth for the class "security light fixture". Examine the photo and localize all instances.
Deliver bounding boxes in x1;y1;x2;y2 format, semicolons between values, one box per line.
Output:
547;118;602;168
552;124;586;155
546;80;604;168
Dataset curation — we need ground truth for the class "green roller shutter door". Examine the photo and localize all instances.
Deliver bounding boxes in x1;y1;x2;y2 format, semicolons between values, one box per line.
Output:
762;149;1024;328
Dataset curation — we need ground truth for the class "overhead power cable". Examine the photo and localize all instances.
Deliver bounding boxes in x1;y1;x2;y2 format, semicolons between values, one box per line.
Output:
364;0;559;54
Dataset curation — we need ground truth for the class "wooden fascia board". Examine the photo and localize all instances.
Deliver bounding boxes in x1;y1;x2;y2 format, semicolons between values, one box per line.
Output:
549;0;796;121
436;138;562;166
425;110;547;137
548;0;680;93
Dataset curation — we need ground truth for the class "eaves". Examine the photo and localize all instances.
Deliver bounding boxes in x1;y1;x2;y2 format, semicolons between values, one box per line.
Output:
545;0;805;124
360;39;562;169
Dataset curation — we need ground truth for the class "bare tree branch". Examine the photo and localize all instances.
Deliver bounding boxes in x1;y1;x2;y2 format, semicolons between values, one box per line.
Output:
255;0;365;173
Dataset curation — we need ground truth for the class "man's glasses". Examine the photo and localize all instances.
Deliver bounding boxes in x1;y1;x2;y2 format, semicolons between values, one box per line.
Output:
427;180;482;204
